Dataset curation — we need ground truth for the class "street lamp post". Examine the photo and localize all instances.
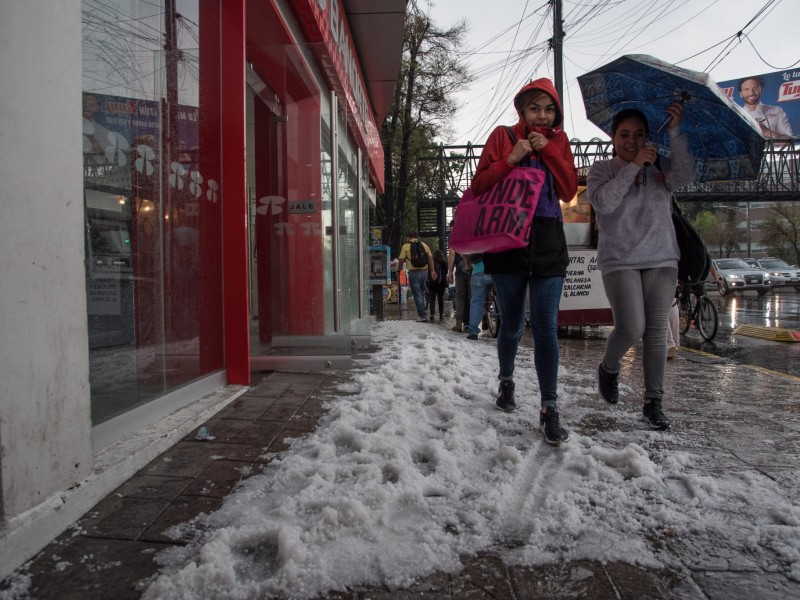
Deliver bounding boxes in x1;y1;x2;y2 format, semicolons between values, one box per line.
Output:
713;202;751;258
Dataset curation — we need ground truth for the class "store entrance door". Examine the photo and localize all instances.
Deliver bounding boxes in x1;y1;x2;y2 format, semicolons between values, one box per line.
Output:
245;71;351;371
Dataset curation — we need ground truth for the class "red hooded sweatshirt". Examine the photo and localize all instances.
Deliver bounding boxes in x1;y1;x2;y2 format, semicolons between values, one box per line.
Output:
471;79;578;277
471;78;577;203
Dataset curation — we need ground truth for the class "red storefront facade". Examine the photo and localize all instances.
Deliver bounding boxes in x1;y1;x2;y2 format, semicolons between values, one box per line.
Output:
81;0;405;439
1;1;405;576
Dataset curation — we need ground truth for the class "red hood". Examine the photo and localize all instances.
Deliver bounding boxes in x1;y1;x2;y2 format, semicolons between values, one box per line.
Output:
513;78;564;136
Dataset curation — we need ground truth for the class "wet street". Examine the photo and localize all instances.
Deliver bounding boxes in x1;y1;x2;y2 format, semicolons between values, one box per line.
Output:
681;287;800;379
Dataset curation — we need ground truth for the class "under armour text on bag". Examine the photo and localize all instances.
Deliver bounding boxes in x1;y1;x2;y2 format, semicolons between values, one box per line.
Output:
449;167;545;255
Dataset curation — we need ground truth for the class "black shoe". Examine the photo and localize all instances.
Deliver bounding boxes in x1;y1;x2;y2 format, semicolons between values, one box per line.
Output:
539;408;569;445
643;399;671;430
495;381;516;412
429;315;434;321
417;317;429;323
467;333;478;340
598;362;619;404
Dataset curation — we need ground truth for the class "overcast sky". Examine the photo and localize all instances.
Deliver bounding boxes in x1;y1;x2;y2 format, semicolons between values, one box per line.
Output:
424;0;799;144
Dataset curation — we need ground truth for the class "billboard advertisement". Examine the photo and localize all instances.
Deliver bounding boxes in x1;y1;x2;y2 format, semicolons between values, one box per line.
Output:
717;69;800;139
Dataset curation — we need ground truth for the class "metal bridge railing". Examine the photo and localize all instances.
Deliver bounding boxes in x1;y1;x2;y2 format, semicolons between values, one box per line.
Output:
418;138;800;204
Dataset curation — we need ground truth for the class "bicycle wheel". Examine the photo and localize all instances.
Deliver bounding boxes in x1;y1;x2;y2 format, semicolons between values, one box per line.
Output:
487;296;500;338
678;293;693;334
697;296;718;341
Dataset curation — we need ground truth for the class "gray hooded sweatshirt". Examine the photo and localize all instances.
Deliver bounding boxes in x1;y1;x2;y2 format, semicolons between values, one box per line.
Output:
587;130;696;275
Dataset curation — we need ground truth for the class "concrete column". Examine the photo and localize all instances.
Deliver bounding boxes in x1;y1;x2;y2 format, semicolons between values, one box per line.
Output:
0;0;92;519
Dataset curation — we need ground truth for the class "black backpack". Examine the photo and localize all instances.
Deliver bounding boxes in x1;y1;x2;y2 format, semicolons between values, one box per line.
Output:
672;199;711;285
409;240;428;268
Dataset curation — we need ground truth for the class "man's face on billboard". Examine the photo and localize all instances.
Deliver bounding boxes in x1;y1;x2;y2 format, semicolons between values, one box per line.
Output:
739;80;762;107
83;94;100;120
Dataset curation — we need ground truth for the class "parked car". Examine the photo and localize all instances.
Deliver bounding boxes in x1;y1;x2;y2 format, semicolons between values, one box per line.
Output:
713;258;772;296
750;257;800;291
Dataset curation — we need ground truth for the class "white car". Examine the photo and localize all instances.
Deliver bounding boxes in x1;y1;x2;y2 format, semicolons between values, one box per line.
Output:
752;258;800;291
714;258;772;297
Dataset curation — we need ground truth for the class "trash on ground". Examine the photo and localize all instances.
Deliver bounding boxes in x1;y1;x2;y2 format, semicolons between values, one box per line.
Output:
195;426;216;441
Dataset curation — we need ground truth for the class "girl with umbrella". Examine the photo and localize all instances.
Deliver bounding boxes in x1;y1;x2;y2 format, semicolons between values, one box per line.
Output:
588;103;696;430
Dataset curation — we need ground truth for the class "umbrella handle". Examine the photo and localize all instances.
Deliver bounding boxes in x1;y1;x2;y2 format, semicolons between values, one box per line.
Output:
656;93;689;134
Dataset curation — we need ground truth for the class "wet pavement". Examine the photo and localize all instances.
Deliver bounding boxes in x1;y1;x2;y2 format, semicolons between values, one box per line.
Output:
681;287;800;378
2;299;800;599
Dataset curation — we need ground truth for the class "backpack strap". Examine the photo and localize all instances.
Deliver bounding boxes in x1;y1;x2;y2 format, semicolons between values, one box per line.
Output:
503;126;537;168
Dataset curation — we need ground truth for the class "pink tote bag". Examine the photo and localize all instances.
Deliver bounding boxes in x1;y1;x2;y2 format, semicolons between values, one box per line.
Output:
449;166;545;254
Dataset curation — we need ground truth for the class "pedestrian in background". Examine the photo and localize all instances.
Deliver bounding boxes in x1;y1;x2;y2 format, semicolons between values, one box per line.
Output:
666;294;680;359
448;244;471;332
471;78;578;446
427;249;448;321
588;103;696;430
466;253;492;340
397;231;436;323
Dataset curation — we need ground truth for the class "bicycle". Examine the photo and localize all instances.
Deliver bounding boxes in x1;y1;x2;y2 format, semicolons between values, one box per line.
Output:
677;281;718;342
481;283;501;338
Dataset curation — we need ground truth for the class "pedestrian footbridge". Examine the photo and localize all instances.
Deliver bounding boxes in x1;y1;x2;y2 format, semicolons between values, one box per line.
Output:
419;138;800;206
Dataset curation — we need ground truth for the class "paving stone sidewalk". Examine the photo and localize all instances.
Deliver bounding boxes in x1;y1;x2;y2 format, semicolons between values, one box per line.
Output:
2;309;800;599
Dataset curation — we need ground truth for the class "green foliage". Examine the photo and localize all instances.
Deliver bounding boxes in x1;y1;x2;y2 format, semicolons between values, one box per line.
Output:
760;203;800;264
691;204;747;258
377;0;473;257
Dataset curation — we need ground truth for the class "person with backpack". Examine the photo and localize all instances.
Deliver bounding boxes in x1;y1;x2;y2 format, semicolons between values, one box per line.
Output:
426;249;448;321
588;104;696;431
471;78;577;446
397;231;436;322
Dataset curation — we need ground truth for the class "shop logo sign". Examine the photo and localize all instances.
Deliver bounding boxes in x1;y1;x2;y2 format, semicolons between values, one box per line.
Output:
288;200;316;214
257;196;285;215
134;144;155;176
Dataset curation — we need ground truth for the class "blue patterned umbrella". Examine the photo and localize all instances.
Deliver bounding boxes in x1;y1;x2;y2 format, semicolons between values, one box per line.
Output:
577;54;765;182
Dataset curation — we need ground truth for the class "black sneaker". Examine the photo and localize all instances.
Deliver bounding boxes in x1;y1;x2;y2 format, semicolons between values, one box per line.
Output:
539;408;569;445
598;362;619;404
642;399;671;430
495;380;516;412
467;333;478;340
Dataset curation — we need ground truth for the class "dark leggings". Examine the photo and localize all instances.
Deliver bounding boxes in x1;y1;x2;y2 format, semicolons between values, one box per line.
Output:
429;288;445;317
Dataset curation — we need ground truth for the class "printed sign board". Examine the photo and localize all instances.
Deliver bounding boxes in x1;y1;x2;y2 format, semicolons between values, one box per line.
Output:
717;69;800;138
558;249;613;326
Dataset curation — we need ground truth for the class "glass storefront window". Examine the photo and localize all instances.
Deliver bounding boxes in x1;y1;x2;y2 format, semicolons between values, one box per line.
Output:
246;44;373;362
82;0;223;424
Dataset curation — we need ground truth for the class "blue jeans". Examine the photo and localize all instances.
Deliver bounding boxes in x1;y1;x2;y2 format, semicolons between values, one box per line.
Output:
468;272;494;335
492;274;564;409
408;269;428;318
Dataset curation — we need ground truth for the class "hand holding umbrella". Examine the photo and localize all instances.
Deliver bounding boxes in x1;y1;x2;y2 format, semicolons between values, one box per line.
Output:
641;101;683;183
578;55;765;182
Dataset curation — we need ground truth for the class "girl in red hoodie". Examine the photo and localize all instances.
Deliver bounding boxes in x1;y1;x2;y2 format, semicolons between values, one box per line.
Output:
471;78;577;446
